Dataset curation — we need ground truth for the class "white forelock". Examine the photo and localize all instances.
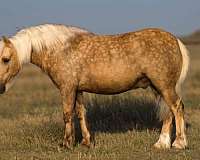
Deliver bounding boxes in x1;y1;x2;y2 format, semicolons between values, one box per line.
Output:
9;24;90;65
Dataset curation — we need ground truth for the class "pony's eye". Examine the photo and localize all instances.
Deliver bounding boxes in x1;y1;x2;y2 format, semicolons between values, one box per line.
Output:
2;57;10;64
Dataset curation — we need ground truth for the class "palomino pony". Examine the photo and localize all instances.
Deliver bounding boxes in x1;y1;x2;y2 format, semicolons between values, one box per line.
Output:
0;24;189;149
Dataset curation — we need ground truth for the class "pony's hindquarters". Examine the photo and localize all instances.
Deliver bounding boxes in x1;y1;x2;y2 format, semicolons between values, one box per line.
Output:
157;39;190;121
154;39;189;149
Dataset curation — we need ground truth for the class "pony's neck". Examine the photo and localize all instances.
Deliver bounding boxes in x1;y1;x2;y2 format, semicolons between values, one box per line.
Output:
10;24;90;66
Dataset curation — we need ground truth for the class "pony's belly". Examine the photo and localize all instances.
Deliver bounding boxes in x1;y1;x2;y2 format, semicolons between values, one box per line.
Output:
81;80;134;94
79;65;140;94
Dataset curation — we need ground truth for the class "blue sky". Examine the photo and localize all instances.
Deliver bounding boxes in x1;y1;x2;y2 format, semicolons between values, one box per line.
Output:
0;0;200;36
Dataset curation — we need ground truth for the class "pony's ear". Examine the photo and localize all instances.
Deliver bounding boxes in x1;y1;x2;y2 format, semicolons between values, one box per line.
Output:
2;36;11;46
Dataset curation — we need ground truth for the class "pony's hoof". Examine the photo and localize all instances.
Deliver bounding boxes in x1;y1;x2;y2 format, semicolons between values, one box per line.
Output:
59;140;74;150
172;139;187;149
81;138;91;148
154;133;171;149
154;141;171;149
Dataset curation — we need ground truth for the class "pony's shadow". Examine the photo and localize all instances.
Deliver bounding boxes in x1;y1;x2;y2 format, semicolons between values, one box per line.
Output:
74;94;190;144
86;95;160;133
74;94;161;144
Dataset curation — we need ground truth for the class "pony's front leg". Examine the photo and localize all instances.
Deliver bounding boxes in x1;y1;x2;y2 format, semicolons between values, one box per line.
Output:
61;87;76;149
75;92;91;147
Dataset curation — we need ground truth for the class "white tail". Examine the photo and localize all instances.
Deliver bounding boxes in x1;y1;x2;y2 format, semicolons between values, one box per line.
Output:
157;39;190;120
176;39;190;97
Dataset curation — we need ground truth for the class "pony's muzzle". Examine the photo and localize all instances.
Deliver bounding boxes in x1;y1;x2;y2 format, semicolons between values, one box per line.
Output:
0;83;5;94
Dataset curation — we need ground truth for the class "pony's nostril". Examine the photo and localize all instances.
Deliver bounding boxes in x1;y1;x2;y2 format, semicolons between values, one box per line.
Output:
0;84;5;94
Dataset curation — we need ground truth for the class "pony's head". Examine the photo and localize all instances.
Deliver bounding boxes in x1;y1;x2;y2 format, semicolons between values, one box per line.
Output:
0;36;21;93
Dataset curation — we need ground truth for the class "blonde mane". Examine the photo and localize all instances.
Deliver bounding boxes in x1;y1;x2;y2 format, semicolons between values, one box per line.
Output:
10;24;90;65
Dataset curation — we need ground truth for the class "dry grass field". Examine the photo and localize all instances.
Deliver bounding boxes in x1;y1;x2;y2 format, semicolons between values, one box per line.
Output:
0;44;199;160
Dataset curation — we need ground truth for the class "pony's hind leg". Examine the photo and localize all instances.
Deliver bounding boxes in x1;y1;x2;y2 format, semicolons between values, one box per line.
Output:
75;92;91;147
162;89;187;149
154;109;173;149
171;99;187;149
152;92;173;149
